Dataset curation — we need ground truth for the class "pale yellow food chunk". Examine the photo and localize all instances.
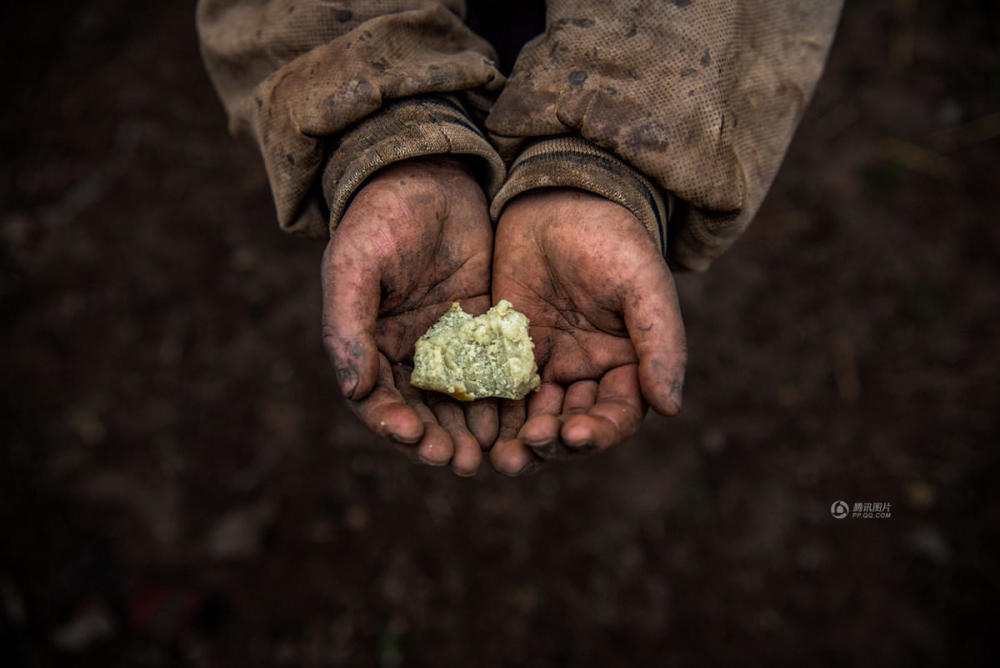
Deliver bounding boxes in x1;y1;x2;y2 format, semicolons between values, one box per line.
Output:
410;300;541;401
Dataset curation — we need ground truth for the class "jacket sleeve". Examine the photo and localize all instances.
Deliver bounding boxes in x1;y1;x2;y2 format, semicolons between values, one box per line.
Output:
485;0;843;270
196;0;506;237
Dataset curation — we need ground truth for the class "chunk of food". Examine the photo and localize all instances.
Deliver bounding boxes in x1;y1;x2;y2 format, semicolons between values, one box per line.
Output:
410;300;541;401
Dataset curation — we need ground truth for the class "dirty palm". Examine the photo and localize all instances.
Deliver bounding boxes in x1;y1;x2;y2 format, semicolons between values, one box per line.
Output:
196;0;842;475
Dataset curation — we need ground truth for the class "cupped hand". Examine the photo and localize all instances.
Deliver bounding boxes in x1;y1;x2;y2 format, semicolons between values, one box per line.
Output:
322;156;497;476
489;189;687;475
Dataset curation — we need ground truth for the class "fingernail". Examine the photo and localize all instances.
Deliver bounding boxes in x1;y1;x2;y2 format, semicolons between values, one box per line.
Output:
336;367;357;398
416;452;447;467
389;434;420;446
668;379;683;413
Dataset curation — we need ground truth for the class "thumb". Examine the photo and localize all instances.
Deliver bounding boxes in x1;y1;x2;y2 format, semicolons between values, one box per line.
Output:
622;264;687;416
321;240;381;401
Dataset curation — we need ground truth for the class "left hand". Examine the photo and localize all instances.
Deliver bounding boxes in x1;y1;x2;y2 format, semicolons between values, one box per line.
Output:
489;188;687;475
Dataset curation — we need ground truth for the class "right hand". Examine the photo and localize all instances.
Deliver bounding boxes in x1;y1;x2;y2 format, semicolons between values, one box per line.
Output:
321;156;497;476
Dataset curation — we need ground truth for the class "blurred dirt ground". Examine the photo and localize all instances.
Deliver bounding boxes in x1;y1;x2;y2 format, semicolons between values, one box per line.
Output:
2;1;998;666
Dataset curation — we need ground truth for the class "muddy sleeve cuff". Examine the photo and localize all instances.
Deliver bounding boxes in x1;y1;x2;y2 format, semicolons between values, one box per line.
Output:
196;1;504;238
484;0;842;271
489;137;673;257
322;95;505;231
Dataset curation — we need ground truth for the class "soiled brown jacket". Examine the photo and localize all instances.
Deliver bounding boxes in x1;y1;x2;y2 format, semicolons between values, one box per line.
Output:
197;0;842;270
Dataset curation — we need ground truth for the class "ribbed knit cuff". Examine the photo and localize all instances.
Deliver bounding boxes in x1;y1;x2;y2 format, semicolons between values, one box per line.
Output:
488;137;673;257
323;95;505;231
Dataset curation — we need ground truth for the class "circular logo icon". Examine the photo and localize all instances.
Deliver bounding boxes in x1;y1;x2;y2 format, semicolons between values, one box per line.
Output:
830;500;849;519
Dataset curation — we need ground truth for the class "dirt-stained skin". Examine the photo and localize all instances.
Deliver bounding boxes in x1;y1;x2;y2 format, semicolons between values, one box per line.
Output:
321;160;687;477
490;188;687;476
321;155;495;476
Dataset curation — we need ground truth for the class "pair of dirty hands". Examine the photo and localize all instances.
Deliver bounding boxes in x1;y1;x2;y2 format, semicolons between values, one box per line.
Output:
322;156;686;476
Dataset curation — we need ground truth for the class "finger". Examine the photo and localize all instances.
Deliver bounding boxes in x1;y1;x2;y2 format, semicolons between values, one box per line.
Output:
561;380;599;415
551;380;599;450
497;399;526;444
561;365;645;450
527;382;564;418
432;400;483;476
346;354;424;444
489;400;533;476
521;382;564;451
590;364;646;436
521;415;567;461
393;364;454;467
521;414;562;448
622;267;687;416
415;421;456;467
489;439;539;476
464;399;499;450
321;241;381;400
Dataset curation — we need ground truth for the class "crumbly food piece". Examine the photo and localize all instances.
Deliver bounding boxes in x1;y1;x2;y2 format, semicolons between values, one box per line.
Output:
410;300;541;401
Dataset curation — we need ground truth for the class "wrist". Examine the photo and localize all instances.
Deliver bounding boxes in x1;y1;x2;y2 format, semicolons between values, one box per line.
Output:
489;137;673;257
323;96;506;233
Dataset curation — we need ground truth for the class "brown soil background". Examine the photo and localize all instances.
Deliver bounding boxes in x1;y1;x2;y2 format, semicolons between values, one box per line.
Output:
2;1;998;666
